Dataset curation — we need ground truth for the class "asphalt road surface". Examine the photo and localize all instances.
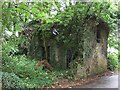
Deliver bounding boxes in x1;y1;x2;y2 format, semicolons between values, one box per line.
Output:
74;72;119;88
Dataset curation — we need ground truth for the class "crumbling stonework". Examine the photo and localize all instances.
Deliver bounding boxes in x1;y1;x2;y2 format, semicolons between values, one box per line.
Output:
75;18;109;79
25;16;109;79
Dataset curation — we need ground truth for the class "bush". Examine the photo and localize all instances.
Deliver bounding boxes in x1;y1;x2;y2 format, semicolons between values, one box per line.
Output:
2;38;58;88
107;53;118;71
2;55;57;88
2;38;77;88
2;72;25;89
3;55;56;88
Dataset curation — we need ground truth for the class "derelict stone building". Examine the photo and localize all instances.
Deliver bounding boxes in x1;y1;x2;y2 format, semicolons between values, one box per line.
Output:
23;15;109;78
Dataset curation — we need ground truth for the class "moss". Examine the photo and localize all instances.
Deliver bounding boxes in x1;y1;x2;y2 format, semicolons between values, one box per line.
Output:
75;64;87;80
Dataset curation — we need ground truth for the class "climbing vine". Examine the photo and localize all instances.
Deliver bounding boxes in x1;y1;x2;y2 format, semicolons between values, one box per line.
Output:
3;1;118;64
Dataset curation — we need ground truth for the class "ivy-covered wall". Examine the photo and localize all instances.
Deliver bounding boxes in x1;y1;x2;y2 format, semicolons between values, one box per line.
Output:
27;16;109;78
75;18;109;79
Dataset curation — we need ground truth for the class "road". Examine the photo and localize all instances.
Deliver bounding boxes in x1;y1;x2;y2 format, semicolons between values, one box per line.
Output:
74;72;119;88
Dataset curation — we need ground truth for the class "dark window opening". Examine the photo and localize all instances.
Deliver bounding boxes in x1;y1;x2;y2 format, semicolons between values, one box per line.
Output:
66;49;72;68
66;50;78;68
47;46;50;62
41;46;50;62
72;51;78;60
97;29;101;43
41;46;45;59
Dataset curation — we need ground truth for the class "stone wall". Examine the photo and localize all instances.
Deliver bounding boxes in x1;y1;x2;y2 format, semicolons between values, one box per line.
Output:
50;45;67;69
27;18;109;78
75;19;109;79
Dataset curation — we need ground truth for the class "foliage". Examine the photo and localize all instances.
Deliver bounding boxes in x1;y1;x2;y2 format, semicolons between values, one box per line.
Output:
2;72;25;89
1;1;119;88
52;70;75;80
2;2;118;55
2;39;57;88
2;54;57;88
107;53;118;71
2;35;26;57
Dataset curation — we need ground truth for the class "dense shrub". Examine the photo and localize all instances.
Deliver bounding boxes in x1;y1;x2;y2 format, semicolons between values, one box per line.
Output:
2;38;60;88
107;53;118;71
2;54;57;88
2;72;25;89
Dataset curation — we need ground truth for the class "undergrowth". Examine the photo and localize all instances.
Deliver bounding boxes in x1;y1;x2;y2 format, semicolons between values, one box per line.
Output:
107;53;118;71
2;55;58;88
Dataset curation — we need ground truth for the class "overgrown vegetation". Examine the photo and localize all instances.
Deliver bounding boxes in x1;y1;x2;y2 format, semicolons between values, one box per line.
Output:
1;1;119;88
107;53;119;71
3;52;57;88
2;38;57;88
2;37;75;88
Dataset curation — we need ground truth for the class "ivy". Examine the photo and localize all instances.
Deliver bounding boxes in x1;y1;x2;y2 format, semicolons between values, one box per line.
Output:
2;1;118;61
